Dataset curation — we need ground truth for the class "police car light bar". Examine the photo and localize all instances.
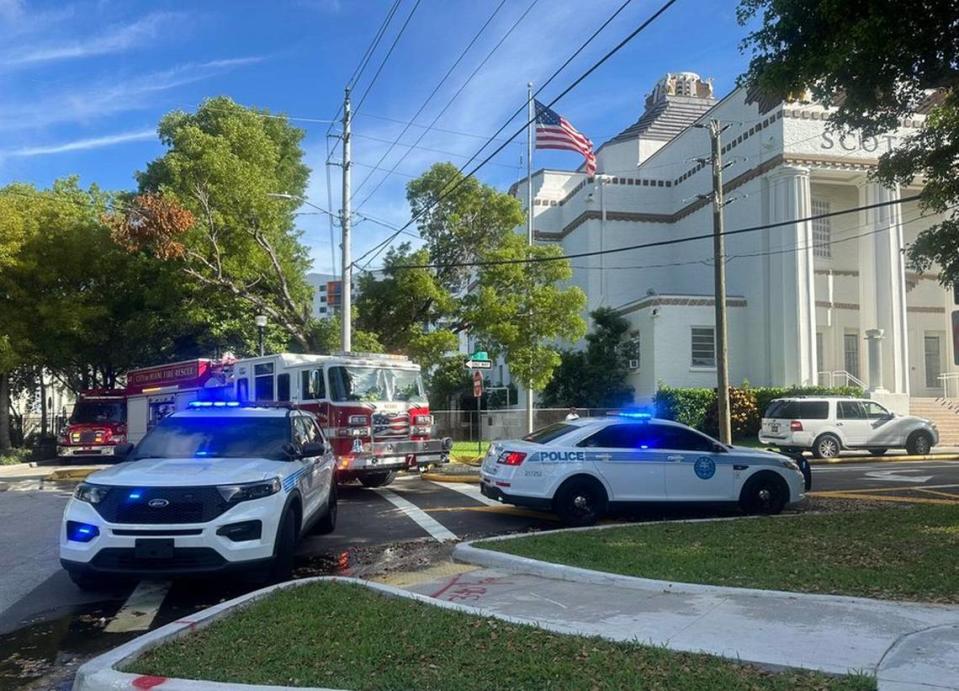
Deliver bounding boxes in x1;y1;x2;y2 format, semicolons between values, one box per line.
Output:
616;407;654;420
188;401;241;408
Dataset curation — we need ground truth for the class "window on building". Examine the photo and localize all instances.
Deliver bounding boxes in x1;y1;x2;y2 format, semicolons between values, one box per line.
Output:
812;199;831;258
843;332;860;379
319;307;326;314
816;332;824;371
690;327;716;368
254;362;275;401
629;334;640;369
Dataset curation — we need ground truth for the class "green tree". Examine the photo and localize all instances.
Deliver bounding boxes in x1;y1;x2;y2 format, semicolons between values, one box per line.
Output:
357;163;586;397
738;0;959;282
112;97;319;350
541;307;637;408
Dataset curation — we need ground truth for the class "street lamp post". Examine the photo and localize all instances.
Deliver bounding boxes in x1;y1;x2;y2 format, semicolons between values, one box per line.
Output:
254;315;267;356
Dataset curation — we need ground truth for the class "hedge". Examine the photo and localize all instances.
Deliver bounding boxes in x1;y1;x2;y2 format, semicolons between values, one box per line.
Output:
653;384;863;440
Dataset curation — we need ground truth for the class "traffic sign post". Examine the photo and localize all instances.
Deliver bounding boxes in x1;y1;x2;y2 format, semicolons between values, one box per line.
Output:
465;351;492;370
473;371;484;455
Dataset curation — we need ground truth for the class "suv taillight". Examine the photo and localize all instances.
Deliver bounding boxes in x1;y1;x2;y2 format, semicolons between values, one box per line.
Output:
497;451;527;466
790;420;803;431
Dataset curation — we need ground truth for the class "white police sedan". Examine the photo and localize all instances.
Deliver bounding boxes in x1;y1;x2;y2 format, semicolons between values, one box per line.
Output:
480;413;807;526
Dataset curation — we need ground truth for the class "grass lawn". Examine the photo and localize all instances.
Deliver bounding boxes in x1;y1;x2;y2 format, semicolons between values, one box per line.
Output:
127;582;872;690
450;440;489;459
478;504;959;603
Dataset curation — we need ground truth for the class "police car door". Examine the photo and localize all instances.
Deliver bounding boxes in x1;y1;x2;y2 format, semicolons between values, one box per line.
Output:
653;424;733;501
577;423;666;501
292;415;323;516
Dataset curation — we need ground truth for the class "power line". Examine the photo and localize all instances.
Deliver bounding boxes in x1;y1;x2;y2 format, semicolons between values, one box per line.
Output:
352;0;676;269
351;132;521;170
352;0;541;212
352;0;423;117
349;0;510;202
385;193;924;270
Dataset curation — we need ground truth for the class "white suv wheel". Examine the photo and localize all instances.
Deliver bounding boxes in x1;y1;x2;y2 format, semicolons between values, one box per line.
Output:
814;434;840;459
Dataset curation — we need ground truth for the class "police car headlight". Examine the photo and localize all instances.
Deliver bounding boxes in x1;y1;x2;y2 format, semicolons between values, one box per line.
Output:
74;483;110;504
217;478;282;504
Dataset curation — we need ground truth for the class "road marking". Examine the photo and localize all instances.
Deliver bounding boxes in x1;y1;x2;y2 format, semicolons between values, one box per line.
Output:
814;462;958;472
425;504;563;522
864;469;933;483
915;488;959;500
372;488;457;542
105;580;170;633
428;480;500;507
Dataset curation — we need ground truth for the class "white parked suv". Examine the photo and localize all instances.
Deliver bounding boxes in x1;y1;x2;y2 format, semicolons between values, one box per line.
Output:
758;397;938;458
60;402;336;590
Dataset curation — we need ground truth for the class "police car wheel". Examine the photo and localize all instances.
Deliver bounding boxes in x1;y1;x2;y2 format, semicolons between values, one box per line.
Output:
359;471;396;488
314;484;338;535
269;510;298;582
739;473;788;515
554;477;607;527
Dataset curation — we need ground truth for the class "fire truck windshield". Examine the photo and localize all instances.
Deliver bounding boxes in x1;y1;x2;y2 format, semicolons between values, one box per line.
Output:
71;401;125;424
329;366;425;403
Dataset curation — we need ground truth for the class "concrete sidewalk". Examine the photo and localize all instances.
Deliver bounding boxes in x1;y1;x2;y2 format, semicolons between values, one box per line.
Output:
398;542;959;690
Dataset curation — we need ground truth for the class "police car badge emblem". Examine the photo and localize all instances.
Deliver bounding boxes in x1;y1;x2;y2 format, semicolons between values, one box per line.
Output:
694;456;716;480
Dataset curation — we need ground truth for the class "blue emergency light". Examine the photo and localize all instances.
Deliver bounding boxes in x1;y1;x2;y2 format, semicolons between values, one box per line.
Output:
66;521;99;543
617;407;654;420
188;400;241;408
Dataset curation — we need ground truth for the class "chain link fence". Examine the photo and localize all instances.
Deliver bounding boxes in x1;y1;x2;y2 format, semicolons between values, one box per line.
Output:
432;407;617;443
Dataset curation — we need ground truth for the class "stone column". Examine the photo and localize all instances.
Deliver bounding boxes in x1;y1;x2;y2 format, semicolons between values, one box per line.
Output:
764;165;818;386
858;181;909;394
865;329;885;392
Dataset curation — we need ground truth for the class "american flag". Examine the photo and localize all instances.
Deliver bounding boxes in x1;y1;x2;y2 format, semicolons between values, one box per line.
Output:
534;100;596;175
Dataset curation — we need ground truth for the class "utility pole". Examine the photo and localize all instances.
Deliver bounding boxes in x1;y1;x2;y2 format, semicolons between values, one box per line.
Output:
525;82;534;434
707;119;732;444
340;86;352;353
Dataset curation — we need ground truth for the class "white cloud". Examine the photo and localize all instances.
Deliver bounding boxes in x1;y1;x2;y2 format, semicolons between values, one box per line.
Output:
1;11;185;68
0;56;266;130
1;128;154;158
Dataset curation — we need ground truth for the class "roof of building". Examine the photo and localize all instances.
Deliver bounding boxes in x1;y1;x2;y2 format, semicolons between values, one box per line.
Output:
605;72;717;146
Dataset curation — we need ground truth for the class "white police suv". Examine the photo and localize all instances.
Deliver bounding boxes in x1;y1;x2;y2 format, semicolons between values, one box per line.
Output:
60;402;336;590
480;413;807;526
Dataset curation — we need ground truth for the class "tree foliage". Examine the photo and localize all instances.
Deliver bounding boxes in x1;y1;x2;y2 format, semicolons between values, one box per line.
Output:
738;0;959;283
109;97;320;349
357;162;586;398
540;307;637;408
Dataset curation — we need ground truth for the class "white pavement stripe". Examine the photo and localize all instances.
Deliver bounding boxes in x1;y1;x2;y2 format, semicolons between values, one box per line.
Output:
429;480;500;507
372;488;457;542
813;462;959;472
104;580;170;633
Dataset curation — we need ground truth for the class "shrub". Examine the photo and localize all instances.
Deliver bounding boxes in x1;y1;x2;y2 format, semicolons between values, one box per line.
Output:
703;386;760;440
653;386;715;429
0;448;31;466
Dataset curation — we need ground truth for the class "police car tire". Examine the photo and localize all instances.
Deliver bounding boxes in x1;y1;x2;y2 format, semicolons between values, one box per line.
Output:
812;433;841;459
739;472;788;515
314;484;338;535
359;471;397;488
269;509;298;583
554;476;607;527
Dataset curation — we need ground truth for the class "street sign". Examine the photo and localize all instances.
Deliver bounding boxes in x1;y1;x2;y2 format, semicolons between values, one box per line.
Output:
466;359;492;370
472;371;484;398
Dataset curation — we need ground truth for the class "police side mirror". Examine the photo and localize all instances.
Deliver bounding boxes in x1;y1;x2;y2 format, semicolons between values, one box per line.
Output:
301;441;326;457
114;442;134;460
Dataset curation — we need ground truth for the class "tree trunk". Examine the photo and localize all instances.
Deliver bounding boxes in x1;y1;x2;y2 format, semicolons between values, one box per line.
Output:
0;371;11;452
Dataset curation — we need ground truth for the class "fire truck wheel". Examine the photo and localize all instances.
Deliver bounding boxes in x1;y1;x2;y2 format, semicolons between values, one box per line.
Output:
359;471;396;488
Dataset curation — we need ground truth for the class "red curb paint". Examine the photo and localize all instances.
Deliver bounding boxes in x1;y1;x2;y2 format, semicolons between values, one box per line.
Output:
132;675;167;688
429;572;466;599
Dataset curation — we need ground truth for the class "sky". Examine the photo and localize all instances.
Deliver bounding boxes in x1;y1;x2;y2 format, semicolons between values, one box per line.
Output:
0;0;755;275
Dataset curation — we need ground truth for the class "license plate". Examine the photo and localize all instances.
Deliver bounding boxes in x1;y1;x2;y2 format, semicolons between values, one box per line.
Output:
134;539;174;560
770;423;780;433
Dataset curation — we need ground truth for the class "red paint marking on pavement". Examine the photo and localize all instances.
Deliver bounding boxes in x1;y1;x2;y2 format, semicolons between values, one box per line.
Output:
429;572;466;599
447;585;489;602
132;675;167;688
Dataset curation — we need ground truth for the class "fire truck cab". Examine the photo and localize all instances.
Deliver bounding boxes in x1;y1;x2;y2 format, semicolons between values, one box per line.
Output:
232;352;451;487
57;390;127;460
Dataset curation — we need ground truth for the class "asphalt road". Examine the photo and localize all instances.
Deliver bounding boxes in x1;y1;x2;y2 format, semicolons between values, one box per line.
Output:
3;460;959;689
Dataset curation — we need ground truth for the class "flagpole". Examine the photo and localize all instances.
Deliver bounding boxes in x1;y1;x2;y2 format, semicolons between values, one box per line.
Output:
525;81;534;435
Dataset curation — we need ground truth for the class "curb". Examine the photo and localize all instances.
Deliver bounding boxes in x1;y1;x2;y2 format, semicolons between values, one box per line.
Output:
807;453;959;466
73;576;595;691
45;467;100;482
451;518;959;610
420;472;480;484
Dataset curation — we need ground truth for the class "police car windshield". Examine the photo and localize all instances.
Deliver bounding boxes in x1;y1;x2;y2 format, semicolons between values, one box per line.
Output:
133;417;289;461
523;423;576;444
329;366;425;403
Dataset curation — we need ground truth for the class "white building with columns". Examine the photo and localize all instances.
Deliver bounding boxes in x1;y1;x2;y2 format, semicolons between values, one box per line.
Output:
510;72;953;412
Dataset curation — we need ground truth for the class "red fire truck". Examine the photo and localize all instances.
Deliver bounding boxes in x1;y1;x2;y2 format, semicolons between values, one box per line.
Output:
57;389;128;460
231;352;451;487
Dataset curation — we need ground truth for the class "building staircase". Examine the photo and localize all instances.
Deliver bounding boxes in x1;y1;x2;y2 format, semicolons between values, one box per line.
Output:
909;397;959;446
